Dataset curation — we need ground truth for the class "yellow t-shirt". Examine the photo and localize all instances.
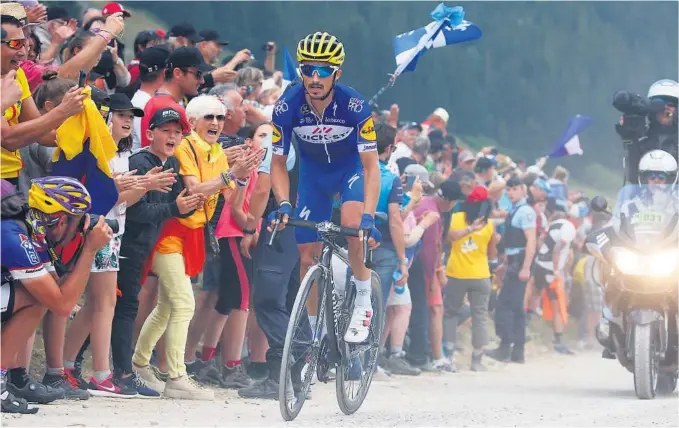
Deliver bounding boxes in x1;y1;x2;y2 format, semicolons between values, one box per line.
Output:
155;132;234;254
446;212;495;279
1;68;32;178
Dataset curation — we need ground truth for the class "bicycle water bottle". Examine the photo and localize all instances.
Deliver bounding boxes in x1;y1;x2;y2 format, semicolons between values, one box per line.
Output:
393;270;405;295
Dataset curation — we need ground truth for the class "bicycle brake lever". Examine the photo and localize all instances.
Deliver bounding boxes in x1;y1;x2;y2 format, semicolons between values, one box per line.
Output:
267;216;281;247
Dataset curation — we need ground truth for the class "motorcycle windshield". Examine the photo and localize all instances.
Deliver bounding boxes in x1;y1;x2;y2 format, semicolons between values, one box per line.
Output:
612;184;679;250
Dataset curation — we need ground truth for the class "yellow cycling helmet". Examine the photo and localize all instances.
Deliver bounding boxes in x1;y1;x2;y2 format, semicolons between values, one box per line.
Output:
28;176;92;215
297;32;345;66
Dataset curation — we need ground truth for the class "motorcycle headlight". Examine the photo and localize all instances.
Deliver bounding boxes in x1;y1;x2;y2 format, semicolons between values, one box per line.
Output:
612;247;678;277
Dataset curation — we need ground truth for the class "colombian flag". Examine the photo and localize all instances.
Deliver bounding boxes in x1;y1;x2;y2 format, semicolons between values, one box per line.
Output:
51;86;119;215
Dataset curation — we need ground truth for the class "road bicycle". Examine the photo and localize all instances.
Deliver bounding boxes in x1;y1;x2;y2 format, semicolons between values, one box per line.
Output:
268;216;384;421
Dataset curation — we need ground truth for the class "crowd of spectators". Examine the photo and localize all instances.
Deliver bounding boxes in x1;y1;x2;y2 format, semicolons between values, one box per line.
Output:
1;1;604;414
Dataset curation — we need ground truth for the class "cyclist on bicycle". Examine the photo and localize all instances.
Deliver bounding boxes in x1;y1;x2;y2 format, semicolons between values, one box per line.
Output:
269;32;381;343
1;177;112;412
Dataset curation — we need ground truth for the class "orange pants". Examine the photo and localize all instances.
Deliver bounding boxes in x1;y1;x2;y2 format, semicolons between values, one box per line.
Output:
541;277;568;326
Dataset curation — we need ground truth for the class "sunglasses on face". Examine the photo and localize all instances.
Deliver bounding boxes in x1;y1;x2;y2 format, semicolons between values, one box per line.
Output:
643;171;669;181
203;114;225;121
2;38;27;50
299;64;338;78
183;68;203;80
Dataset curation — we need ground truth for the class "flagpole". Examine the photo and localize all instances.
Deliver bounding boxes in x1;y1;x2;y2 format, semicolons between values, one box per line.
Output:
368;75;397;107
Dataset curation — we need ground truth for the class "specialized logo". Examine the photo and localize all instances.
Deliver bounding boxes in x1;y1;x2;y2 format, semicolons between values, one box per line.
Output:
359;118;376;141
347;174;360;190
273;99;288;115
332;102;338;117
348;97;364;113
18;234;40;265
294;125;353;144
299;206;312;220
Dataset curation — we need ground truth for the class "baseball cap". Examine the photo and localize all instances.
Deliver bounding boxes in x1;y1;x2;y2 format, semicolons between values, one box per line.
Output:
198;30;229;46
396;157;417;176
474;156;496;172
400;121;423;132
532;178;551;194
433;107;449;124
168;23;196;40
506;175;524;188
139;45;170;76
90;86;110;111
404;164;434;188
46;6;69;22
149;106;189;131
458;150;476;164
101;2;131;17
166;46;212;72
108;93;144;117
438;179;464;201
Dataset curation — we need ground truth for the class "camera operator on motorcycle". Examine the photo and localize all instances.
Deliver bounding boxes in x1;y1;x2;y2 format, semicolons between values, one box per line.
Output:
615;79;678;184
1;177;112;414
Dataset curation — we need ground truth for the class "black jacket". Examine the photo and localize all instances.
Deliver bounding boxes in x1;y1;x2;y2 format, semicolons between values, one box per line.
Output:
119;150;191;262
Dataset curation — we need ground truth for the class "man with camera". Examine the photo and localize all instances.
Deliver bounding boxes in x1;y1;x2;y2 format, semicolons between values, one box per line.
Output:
615;79;678;184
1;177;113;413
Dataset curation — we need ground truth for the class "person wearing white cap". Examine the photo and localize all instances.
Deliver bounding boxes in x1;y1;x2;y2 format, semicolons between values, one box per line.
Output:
421;107;450;136
257;78;281;118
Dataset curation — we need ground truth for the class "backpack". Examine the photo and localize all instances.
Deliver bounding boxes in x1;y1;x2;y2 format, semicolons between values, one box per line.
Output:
1;179;28;220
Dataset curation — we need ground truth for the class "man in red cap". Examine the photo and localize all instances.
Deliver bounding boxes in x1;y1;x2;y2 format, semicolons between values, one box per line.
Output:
101;2;131;18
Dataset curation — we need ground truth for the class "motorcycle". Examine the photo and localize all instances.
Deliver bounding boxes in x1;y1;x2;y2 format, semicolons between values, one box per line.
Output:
586;184;678;399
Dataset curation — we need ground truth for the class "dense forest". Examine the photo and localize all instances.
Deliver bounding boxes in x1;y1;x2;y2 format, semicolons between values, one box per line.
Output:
58;1;678;191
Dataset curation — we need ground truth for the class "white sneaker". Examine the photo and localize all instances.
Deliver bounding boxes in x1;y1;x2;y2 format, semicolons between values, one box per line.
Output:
133;364;165;393
164;376;214;401
343;305;372;343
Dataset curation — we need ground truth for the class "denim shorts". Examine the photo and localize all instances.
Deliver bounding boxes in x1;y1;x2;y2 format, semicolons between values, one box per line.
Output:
202;250;221;291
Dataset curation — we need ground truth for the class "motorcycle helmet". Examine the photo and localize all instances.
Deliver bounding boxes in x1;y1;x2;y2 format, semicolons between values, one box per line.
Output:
638;149;678;185
647;79;679;103
647;79;678;130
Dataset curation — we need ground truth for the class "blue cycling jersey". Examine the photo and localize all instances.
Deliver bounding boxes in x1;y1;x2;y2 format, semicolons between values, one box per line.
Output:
271;82;377;166
1;219;55;283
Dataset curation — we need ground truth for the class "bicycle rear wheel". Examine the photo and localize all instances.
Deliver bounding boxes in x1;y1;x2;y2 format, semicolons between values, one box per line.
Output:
336;270;383;415
279;265;327;421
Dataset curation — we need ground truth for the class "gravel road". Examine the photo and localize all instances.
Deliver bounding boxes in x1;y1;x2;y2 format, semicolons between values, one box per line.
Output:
3;351;677;427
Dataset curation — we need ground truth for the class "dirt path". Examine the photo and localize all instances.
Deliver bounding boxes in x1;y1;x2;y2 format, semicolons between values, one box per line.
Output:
3;350;677;427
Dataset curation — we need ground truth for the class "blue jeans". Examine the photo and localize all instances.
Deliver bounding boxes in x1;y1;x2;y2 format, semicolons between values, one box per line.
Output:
370;244;399;312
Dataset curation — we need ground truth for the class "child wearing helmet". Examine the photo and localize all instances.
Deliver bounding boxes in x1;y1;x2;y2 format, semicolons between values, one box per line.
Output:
1;176;112;414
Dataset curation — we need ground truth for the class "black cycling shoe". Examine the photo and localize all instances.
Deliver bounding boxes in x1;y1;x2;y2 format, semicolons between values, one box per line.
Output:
1;375;39;414
7;368;64;404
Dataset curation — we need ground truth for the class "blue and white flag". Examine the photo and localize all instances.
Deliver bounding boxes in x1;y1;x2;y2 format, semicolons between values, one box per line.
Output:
548;114;592;158
393;3;482;76
281;45;298;92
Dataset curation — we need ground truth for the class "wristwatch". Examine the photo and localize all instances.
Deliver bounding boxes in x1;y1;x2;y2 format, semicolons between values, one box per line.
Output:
243;228;256;235
400;258;408;266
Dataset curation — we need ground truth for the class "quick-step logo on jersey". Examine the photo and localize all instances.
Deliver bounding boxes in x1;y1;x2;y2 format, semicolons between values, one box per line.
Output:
294;125;353;144
18;234;40;265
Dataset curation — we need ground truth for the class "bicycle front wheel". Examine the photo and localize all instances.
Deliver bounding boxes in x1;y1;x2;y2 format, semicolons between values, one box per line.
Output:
336;270;383;415
279;264;327;421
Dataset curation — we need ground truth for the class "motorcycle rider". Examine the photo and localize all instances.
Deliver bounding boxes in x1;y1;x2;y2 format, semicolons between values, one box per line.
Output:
617;79;678;185
599;150;678;359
